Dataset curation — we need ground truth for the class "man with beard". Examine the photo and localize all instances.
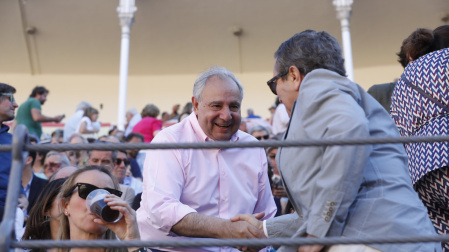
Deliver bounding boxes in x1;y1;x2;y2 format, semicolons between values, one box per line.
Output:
0;83;18;222
15;86;64;140
136;66;276;252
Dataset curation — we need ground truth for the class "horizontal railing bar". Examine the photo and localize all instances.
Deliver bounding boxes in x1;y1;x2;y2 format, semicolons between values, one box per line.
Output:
12;234;449;249
0;135;447;152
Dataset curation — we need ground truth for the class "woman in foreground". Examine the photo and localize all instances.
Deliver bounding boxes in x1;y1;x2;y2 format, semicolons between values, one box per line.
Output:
59;166;140;252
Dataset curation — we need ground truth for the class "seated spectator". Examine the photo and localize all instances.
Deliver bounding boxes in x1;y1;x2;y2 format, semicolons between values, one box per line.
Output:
22;178;66;251
67;133;88;167
239;121;248;133
30;139;49;180
87;147;136;205
76;107;101;141
245;117;272;136
22;149;47;215
99;135;121;144
249;125;270;141
113;150;142;195
170;103;180;120
60;166;140;249
43;152;71;180
50;166;78;181
132;104;162;142
246;108;261;119
124;133;144;179
124;108;142;137
267;145;288;216
160;111;170;123
50;129;64;144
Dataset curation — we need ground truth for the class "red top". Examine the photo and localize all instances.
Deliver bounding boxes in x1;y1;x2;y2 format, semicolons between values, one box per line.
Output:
132;117;162;142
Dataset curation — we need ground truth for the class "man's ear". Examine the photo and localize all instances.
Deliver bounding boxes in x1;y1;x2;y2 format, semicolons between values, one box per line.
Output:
192;96;199;115
289;66;305;92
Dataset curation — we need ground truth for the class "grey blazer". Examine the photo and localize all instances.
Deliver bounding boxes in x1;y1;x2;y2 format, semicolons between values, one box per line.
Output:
266;69;440;252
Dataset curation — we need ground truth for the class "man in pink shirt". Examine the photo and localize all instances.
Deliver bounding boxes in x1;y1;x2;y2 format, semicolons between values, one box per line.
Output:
136;66;277;251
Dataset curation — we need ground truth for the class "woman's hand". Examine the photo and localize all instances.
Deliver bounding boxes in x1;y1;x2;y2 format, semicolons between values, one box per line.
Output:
93;195;140;241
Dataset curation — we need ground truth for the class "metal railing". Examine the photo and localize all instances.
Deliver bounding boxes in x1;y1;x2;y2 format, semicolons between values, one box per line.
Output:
1;125;449;251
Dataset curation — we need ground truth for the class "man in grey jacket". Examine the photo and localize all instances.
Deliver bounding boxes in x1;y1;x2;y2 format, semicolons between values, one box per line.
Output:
233;30;440;252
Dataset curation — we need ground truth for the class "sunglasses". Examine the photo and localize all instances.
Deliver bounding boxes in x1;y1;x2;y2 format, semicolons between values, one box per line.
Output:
266;71;289;95
115;158;130;166
1;93;15;103
255;135;269;140
65;182;122;199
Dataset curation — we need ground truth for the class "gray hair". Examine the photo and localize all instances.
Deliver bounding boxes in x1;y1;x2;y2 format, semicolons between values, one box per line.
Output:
274;30;346;77
127;108;138;115
68;133;88;144
76;101;92;112
193;66;243;102
45;151;71;167
249;125;270;136
141;104;160;118
87;149;118;162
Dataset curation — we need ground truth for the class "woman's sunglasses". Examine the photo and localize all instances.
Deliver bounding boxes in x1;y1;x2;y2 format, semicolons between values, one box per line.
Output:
65;182;122;199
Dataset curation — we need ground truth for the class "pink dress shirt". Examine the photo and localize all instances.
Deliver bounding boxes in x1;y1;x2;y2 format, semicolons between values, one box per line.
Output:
136;112;277;252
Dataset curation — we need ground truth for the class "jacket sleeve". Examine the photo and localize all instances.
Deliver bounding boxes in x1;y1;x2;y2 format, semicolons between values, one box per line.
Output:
266;213;303;238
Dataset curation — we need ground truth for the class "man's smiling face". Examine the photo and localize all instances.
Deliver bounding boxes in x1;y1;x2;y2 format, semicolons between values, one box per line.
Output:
193;75;242;141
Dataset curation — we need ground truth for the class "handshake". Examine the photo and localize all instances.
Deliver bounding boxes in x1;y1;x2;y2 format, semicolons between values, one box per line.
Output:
228;212;265;239
228;212;266;252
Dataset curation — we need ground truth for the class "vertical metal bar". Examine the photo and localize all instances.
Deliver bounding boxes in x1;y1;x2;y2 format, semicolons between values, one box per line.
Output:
0;125;28;252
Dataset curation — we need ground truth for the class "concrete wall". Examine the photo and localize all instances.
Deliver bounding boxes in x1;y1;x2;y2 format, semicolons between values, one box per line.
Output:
0;63;404;127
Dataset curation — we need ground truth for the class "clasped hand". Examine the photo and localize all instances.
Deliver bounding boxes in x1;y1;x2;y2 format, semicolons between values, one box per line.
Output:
229;212;265;252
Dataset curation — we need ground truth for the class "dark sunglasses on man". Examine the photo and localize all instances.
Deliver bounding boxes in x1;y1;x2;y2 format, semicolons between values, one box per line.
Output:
266;71;289;95
65;182;122;199
115;158;130;166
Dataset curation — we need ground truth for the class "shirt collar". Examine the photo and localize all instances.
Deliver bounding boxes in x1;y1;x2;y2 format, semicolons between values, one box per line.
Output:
187;112;240;142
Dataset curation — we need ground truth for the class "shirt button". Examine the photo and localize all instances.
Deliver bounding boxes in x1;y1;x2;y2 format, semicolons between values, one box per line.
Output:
324;216;330;222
